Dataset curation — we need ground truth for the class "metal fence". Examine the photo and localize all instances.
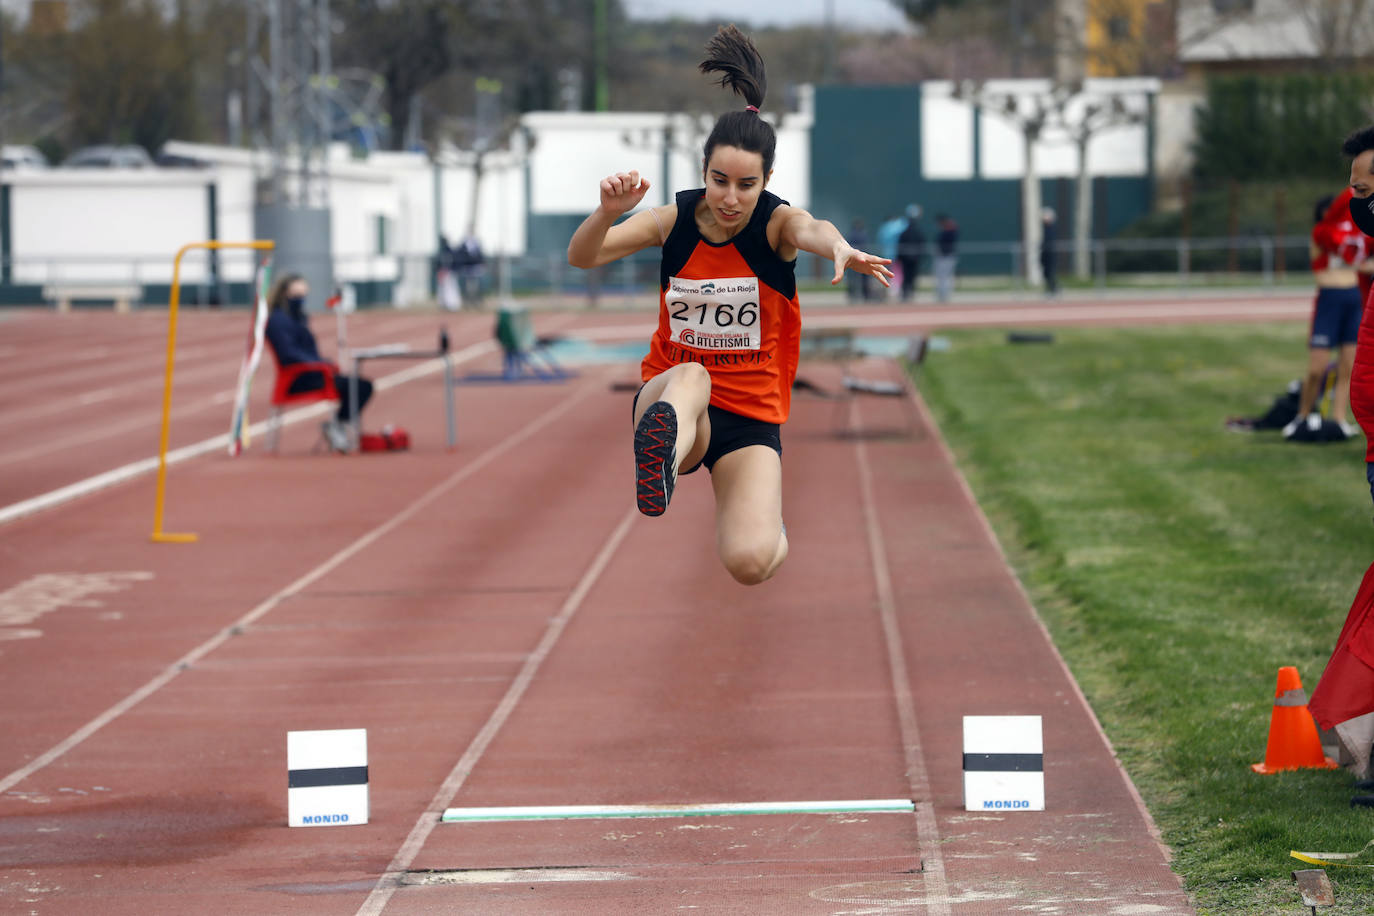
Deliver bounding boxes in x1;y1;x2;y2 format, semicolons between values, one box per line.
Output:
0;234;1327;309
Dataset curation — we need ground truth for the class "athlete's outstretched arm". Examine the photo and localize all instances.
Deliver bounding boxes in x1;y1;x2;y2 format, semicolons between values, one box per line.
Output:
775;206;894;287
568;171;671;268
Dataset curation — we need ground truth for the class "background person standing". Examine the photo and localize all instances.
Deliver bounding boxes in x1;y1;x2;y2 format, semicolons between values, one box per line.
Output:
876;212;907;302
934;212;959;302
896;204;925;302
1040;207;1059;297
436;236;461;311
846;217;874;302
1283;189;1364;442
454;228;486;307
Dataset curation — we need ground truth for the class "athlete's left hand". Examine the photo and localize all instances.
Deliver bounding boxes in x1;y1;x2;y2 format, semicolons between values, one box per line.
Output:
832;244;894;287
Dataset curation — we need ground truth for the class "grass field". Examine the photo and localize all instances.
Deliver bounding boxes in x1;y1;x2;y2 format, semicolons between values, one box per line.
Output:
917;321;1374;914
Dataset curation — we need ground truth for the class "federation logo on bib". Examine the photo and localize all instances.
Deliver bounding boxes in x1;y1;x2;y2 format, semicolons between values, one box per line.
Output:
667;275;761;351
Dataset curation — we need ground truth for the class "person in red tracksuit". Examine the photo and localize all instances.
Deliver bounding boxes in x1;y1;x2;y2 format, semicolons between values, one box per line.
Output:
1345;126;1374;501
568;25;893;585
1306;126;1374;771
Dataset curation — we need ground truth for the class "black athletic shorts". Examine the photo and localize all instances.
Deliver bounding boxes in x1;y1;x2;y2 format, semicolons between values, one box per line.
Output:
634;385;782;474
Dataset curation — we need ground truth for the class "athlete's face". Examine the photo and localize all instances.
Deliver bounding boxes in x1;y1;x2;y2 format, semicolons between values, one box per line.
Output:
1352;150;1374;198
703;146;769;229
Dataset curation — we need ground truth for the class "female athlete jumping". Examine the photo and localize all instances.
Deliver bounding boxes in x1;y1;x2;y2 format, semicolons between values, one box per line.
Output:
568;25;892;585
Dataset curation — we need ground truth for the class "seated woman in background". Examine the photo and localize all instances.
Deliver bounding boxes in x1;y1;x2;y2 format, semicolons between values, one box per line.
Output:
264;273;372;452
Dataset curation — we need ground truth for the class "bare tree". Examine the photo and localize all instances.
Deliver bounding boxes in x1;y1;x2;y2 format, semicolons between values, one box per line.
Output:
1296;0;1374;62
331;0;462;151
1064;93;1148;277
907;0;1283;283
956;81;1078;284
65;0;200;151
906;0;1090;283
0;12;69;152
1175;0;1374;70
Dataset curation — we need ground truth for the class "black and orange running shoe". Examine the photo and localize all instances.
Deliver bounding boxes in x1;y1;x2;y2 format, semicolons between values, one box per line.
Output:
634;400;678;516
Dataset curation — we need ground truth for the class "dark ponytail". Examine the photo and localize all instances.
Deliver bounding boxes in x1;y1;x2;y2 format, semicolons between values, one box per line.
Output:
699;25;777;178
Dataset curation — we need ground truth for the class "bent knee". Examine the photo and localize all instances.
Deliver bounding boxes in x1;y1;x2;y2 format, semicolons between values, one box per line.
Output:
672;361;711;390
721;539;782;586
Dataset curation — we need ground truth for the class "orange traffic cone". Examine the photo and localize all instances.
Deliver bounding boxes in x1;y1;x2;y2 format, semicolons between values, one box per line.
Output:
1252;666;1339;774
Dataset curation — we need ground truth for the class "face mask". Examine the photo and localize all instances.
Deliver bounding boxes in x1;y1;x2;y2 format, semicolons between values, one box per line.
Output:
286;295;307;315
1350;193;1374;237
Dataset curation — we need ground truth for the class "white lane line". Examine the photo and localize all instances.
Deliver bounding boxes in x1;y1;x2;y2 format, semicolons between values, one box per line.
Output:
0;324;472;444
76;389;117;406
356;503;640;916
0;340;496;527
851;398;952;916
2;346;179;395
61;346;112;362
5;358;254;425
3;312;573;459
0;403;323;528
0;389;243;467
0;380;600;797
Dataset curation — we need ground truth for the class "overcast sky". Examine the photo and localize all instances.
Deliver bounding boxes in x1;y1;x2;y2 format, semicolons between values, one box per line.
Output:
622;0;912;32
0;0;912;33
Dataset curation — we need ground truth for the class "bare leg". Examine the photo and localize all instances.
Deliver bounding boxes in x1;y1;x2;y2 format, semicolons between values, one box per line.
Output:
1333;343;1358;425
633;362;712;473
1294;347;1333;420
710;445;788;586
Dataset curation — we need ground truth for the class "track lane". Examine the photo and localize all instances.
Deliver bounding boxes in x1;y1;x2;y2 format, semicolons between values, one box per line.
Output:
0;369;634;914
384;370;928;913
0;311;516;505
0;295;1283;913
852;386;1194;912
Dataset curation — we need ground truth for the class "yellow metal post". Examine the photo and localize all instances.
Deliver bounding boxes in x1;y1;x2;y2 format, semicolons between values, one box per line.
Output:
152;239;275;544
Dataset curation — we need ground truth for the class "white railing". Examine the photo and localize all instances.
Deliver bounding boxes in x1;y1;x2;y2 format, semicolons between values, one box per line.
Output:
0;236;1323;309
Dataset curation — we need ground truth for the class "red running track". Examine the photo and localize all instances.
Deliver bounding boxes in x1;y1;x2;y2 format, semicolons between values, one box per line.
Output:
0;294;1307;914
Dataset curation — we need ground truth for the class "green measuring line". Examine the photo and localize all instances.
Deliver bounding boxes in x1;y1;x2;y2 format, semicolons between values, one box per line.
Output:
441;798;915;823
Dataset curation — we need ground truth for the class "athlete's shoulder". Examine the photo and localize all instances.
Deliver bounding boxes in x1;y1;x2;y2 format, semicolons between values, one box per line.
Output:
675;188;705;207
764;195;807;223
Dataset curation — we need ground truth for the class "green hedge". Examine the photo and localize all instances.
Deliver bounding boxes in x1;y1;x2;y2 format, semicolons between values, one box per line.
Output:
1193;73;1374;181
1108;178;1338;273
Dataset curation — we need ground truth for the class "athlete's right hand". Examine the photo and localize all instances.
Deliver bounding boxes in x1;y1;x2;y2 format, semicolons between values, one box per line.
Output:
599;171;651;216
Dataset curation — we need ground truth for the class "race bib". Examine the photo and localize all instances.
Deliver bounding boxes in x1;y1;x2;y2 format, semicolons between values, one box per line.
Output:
666;276;761;351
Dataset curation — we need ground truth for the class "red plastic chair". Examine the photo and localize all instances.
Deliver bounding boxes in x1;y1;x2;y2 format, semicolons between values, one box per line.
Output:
266;349;340;452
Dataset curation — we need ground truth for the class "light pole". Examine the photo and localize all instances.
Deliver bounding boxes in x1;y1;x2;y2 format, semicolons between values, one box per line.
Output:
594;0;609;111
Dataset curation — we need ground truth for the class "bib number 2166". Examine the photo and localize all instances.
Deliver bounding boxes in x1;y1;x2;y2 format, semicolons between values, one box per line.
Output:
666;276;761;351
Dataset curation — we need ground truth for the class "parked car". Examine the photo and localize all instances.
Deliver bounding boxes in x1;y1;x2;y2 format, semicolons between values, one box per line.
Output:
153;149;209;168
62;145;155;168
2;145;49;169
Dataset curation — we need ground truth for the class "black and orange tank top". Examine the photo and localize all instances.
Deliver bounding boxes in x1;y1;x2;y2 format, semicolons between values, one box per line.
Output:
640;188;801;424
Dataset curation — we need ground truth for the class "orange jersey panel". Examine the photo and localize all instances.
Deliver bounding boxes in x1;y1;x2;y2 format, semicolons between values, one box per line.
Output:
641;189;801;424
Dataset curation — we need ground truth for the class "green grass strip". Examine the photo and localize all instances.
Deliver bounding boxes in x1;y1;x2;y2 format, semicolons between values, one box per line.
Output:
918;321;1374;915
